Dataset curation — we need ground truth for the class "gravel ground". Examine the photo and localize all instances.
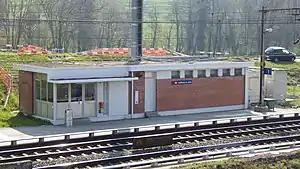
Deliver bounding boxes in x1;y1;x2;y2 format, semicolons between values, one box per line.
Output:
32;130;300;168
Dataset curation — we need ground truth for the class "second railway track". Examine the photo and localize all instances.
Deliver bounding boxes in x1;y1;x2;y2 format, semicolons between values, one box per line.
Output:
35;134;300;169
1;115;300;168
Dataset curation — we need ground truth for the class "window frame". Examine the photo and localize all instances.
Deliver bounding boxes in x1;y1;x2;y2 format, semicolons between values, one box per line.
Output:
85;83;95;101
234;68;243;76
197;70;206;78
40;79;47;101
222;69;230;76
210;69;218;77
57;84;69;103
35;73;49;101
171;70;181;79
71;84;82;102
48;83;53;102
184;70;193;78
35;79;41;100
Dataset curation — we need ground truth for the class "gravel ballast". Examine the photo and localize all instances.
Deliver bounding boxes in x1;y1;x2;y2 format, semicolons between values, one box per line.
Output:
32;130;300;168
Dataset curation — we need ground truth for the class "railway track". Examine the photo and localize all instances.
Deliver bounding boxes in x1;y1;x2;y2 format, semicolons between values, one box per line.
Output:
1;115;300;168
37;135;300;169
1;115;298;149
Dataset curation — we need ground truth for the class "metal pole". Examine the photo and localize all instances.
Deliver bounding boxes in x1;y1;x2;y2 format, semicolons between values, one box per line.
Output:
137;0;143;60
130;0;142;62
259;6;265;106
131;0;138;61
209;0;214;57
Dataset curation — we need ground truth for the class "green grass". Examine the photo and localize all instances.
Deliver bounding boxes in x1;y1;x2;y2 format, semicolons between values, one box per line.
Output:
0;111;50;127
287;86;300;108
0;83;50;127
178;153;300;169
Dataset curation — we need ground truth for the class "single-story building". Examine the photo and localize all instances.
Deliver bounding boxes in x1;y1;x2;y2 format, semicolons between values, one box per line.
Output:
17;60;253;125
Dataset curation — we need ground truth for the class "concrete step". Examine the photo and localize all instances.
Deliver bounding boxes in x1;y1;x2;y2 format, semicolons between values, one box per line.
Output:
145;111;159;118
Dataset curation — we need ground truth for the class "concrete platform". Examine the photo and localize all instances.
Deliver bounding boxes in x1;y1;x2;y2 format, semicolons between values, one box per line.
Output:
0;108;299;142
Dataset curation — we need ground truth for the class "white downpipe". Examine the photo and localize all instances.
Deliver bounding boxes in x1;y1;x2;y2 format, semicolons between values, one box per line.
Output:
53;83;57;121
131;73;134;118
3;86;11;108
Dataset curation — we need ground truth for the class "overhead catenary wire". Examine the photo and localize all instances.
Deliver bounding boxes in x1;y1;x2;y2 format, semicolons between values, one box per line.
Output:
1;18;300;25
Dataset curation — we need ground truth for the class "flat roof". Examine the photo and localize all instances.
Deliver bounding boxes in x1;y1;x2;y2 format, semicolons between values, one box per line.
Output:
16;57;254;76
18;56;251;69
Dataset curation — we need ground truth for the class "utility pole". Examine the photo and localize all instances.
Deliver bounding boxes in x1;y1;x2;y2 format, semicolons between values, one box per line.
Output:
255;7;300;113
208;0;214;57
258;6;267;110
131;0;143;62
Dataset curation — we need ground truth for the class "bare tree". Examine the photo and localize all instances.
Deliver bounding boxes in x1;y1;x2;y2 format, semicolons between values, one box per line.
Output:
171;0;184;52
149;4;159;48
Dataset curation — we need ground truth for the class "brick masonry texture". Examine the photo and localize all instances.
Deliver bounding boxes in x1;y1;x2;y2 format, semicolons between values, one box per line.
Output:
156;76;245;112
19;71;34;114
133;71;145;113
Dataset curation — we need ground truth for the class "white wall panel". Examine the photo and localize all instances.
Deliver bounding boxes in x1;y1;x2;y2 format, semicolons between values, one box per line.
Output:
109;82;129;116
157;71;171;79
145;72;156;112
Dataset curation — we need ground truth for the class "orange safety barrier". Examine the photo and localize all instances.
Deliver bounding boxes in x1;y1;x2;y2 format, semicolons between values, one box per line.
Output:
0;67;12;93
86;48;169;57
17;44;49;55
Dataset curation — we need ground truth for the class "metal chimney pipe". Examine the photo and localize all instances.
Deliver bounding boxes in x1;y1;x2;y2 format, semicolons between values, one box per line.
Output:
131;0;143;62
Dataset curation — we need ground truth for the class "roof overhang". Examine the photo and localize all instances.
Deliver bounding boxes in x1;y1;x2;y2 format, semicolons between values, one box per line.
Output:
129;62;254;72
16;64;52;74
48;77;138;84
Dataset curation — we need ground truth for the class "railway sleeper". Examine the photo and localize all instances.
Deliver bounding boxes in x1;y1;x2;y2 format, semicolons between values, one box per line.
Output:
178;158;185;164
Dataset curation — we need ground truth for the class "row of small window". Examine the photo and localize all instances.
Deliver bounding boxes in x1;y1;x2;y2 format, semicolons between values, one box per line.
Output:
171;68;243;79
56;83;95;103
36;80;95;103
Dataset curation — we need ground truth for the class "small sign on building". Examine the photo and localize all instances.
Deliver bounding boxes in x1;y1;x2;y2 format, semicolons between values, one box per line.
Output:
264;68;272;75
172;80;192;85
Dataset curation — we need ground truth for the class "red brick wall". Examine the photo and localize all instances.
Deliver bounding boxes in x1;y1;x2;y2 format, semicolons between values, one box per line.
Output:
19;71;34;114
133;72;145;113
156;76;245;112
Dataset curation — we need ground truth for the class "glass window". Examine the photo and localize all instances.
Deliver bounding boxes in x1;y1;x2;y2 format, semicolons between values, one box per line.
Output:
35;79;41;100
185;70;193;78
71;84;82;102
198;70;206;78
36;73;41;80
210;69;218;77
234;68;243;76
223;69;230;76
282;49;290;54
57;84;68;103
41;80;47;101
273;49;282;54
48;83;53;102
47;105;53;119
85;83;95;101
171;71;180;79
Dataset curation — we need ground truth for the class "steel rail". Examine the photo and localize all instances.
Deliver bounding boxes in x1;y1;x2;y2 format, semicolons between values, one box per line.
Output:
1;118;299;155
1;118;300;164
99;141;300;169
1;114;298;150
35;135;300;169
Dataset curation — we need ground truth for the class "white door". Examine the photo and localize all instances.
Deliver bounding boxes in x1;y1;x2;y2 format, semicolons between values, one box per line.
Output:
145;72;157;112
248;77;260;104
83;83;96;117
70;84;83;118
